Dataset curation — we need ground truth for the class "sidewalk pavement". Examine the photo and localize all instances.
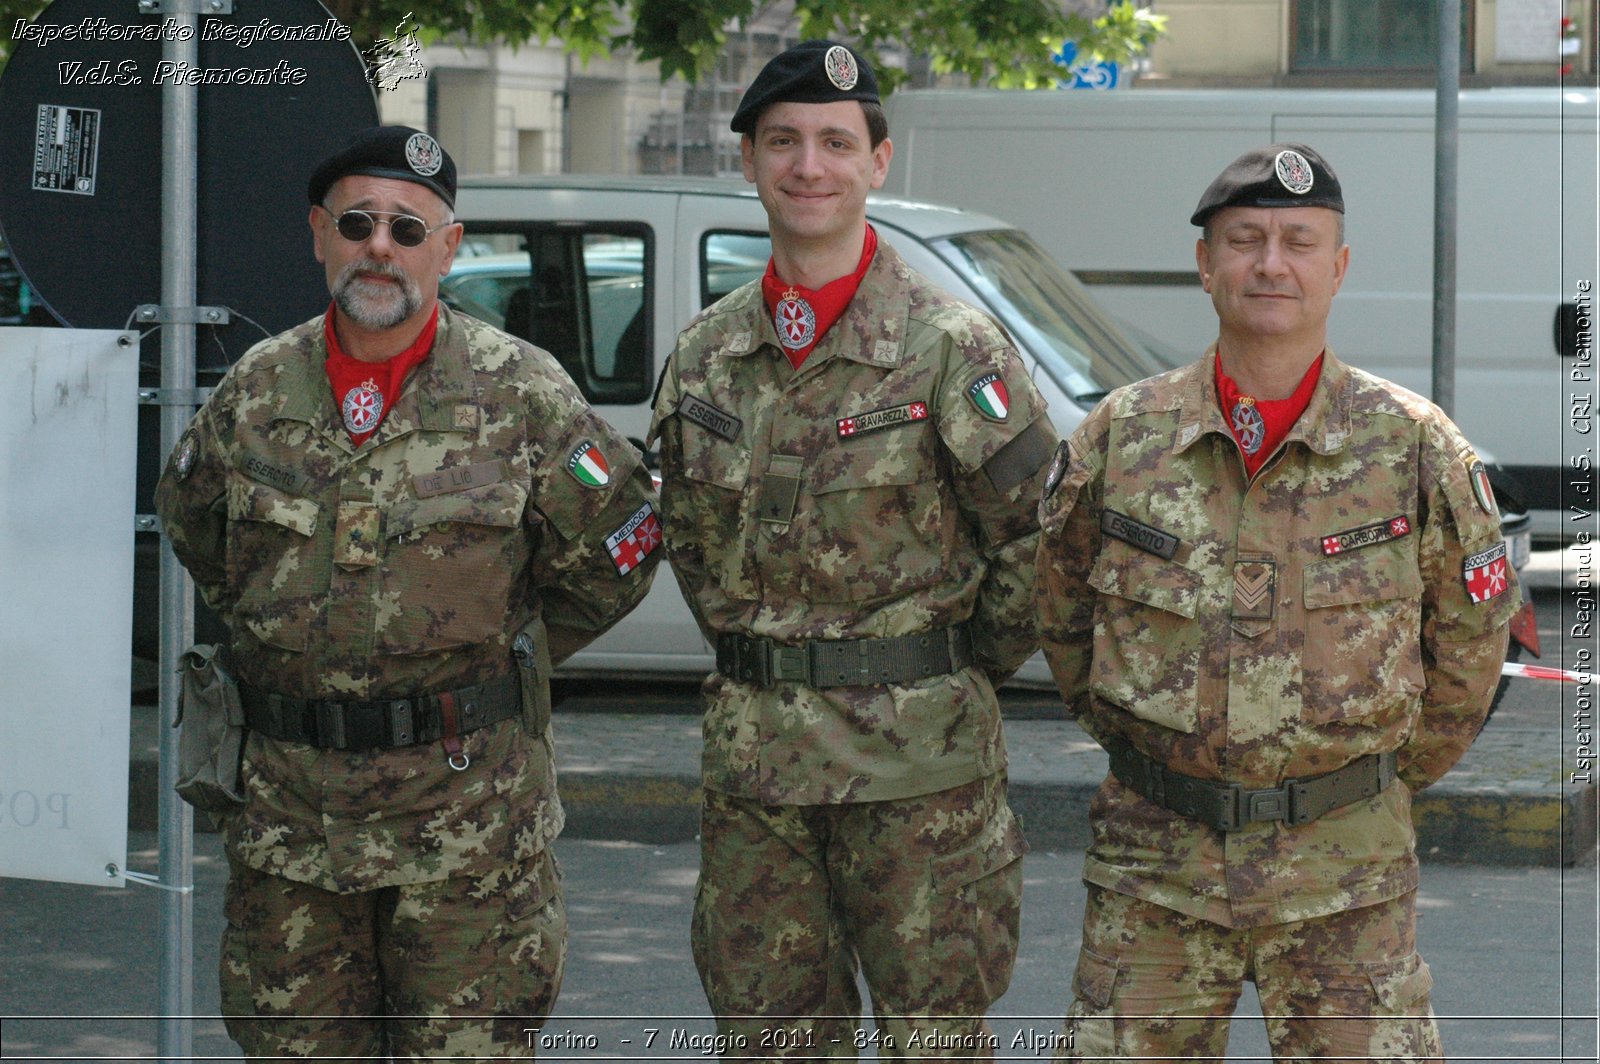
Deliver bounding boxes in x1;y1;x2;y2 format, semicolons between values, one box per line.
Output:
3;834;1596;1061
125;547;1598;867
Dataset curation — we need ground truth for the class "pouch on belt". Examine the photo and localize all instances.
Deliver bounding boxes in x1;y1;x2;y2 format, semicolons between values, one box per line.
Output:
174;644;246;811
513;618;553;736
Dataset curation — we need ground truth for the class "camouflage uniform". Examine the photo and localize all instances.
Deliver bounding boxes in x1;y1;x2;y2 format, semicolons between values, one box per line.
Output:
1035;347;1518;1061
650;240;1055;1058
156;305;658;1058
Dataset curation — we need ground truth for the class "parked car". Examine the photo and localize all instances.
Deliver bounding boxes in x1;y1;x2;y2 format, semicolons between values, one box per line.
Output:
445;175;1169;685
446;175;1534;688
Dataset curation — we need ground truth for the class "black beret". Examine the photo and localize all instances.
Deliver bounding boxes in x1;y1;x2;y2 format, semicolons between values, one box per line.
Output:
1190;143;1343;227
307;125;456;210
730;40;880;134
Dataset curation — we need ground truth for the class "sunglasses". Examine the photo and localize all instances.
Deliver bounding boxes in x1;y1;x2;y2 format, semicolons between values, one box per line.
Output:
324;206;449;248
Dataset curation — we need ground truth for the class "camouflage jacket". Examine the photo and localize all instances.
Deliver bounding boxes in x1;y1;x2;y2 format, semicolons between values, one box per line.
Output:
650;240;1058;805
155;306;659;892
1036;348;1517;929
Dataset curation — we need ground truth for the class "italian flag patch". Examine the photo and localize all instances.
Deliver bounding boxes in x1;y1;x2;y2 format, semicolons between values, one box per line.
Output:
567;441;611;488
966;373;1010;421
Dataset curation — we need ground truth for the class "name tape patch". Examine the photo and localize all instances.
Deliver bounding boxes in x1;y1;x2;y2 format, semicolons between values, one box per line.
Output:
1321;515;1411;556
243;455;310;496
414;460;503;499
680;395;743;442
1101;509;1180;560
837;400;929;438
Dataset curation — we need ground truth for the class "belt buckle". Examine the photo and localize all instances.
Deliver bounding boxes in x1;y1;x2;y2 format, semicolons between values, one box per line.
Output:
341;700;386;750
388;700;416;746
1244;784;1293;825
314;701;347;748
770;645;809;684
734;636;773;687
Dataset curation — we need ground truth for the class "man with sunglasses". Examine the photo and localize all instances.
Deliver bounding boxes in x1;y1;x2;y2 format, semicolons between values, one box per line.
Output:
156;125;660;1058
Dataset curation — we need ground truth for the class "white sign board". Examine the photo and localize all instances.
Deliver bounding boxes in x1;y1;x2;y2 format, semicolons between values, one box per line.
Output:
0;327;136;888
1496;0;1561;63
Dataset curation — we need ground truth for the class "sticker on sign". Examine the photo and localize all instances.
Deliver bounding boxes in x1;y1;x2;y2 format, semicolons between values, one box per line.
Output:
32;103;99;195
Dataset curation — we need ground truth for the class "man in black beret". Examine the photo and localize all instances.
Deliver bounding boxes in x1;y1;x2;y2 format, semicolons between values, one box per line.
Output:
652;38;1055;1059
156;124;660;1057
1035;144;1517;1059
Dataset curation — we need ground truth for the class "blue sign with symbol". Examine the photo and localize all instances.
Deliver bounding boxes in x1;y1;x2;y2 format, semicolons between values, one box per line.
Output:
1055;41;1121;89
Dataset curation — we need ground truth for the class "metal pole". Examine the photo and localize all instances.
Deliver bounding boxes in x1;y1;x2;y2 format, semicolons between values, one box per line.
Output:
157;6;199;1060
1431;0;1461;416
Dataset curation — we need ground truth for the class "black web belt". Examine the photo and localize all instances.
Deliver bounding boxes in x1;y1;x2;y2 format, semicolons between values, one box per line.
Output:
1105;736;1397;832
715;623;976;689
239;672;521;751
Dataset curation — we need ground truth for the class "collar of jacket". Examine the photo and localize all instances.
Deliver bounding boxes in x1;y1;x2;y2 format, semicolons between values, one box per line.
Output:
1171;343;1355;459
714;238;912;371
266;303;477;451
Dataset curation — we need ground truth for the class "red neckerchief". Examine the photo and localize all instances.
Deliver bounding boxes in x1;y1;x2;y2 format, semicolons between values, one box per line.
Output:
1215;351;1324;478
761;225;878;370
323;303;439;446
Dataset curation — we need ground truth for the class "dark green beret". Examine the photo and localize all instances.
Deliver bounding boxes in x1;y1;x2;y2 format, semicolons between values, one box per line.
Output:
307;125;457;209
1190;143;1343;227
730;40;880;135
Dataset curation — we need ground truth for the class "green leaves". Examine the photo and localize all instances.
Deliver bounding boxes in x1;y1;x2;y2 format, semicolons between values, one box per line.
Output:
0;0;1167;90
322;0;1166;91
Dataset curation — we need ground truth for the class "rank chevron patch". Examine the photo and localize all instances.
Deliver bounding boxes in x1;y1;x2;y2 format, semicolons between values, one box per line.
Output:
1233;560;1276;621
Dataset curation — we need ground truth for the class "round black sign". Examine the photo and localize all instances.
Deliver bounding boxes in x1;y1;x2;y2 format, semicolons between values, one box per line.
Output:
0;0;379;367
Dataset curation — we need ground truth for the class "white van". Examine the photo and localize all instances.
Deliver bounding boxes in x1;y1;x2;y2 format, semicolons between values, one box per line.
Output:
882;87;1600;540
449;175;1172;684
448;174;1532;685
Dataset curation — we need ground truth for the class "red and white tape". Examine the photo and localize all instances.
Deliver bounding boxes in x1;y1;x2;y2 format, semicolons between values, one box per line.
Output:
1501;662;1590;683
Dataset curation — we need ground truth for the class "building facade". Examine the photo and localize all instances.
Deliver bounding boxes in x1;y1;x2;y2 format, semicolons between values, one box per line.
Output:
1148;0;1594;85
376;0;1594;177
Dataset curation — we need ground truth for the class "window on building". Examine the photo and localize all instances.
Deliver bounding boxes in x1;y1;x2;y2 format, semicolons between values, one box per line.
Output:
445;224;654;405
1292;0;1474;72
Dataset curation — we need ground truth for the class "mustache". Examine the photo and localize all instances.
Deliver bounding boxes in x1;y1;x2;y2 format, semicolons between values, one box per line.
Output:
337;258;412;288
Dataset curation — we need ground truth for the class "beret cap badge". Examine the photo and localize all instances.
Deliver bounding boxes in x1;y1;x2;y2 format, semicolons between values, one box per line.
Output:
306;125;458;209
1188;142;1342;227
825;45;859;90
405;132;445;177
1274;149;1315;195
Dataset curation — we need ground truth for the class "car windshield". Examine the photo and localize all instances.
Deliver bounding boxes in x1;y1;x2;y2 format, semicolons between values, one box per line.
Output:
932;229;1164;402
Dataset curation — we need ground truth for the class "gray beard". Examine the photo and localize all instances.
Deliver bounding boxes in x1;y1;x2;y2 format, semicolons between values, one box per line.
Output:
333;259;423;329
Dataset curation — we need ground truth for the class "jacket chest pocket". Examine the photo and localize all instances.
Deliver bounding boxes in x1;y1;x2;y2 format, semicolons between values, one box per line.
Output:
225;479;321;652
377;483;527;654
676;425;757;600
776;439;949;605
1087;545;1204;735
1301;541;1424;723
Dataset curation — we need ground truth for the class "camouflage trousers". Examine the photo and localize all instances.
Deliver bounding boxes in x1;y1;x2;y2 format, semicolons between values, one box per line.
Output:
692;773;1027;1061
1055;884;1441;1063
220;848;565;1060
